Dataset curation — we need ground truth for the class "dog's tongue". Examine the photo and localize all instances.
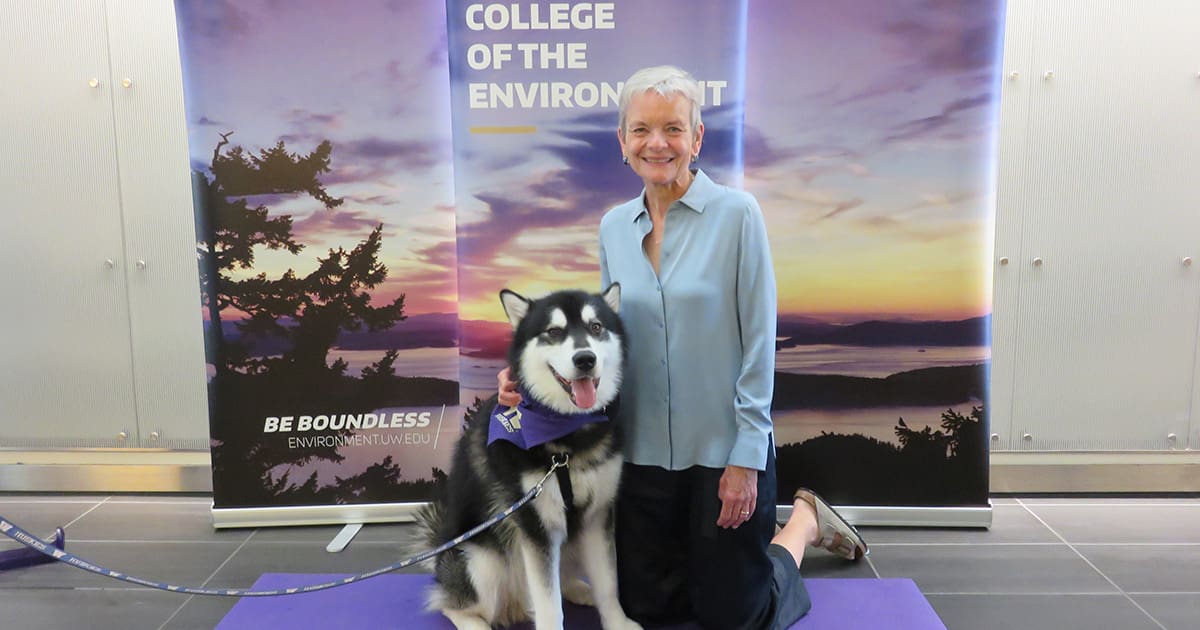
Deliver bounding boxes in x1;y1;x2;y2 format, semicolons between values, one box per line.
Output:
571;378;597;409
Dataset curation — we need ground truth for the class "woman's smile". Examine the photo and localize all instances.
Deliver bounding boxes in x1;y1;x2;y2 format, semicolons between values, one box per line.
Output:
619;90;704;193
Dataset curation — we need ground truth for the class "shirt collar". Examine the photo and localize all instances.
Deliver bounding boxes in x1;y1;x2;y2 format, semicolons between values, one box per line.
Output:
630;168;719;222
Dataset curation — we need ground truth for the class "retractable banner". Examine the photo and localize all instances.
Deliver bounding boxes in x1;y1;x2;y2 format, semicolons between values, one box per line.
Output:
176;1;461;519
177;0;1001;525
746;0;1000;511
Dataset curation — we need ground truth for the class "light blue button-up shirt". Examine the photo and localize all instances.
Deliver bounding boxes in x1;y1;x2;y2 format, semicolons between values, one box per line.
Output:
599;169;777;471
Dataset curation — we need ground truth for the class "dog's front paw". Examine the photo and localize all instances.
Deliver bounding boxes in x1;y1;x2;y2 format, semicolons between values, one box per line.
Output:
561;577;595;606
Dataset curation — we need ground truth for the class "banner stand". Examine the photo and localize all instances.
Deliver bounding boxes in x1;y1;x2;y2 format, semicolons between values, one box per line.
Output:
211;501;991;530
212;502;424;530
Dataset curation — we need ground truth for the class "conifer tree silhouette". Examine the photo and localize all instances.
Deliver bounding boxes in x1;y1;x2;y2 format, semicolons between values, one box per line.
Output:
194;134;410;504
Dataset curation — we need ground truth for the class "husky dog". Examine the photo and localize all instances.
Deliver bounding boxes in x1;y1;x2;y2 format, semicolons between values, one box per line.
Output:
415;285;641;630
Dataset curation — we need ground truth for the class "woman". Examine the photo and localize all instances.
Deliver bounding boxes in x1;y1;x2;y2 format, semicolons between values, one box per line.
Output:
501;65;867;629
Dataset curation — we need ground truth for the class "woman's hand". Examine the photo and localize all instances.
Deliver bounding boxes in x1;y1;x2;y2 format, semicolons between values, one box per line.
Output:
497;366;522;407
717;465;758;529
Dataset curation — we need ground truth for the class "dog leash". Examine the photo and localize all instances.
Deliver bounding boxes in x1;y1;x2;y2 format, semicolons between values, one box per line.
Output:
0;454;570;597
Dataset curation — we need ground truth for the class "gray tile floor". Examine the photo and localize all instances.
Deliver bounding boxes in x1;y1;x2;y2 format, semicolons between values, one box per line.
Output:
1;495;1197;629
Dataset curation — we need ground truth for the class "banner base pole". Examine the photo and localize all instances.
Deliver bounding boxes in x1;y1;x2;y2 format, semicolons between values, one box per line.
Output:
326;523;363;552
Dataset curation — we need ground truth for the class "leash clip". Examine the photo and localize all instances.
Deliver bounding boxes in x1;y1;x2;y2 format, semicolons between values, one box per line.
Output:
533;452;570;497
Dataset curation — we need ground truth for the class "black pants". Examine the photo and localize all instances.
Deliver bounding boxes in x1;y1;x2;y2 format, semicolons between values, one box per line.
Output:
616;451;812;630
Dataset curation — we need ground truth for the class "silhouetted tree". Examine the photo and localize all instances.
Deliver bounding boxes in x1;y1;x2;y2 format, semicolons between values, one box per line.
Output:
238;224;406;386
360;349;400;408
334;456;405;501
195;134;413;505
941;405;986;458
894;417;950;459
195;133;341;379
462;396;490;431
776;402;989;506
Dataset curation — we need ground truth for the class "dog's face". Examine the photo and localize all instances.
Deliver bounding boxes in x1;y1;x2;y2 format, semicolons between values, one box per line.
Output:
500;285;624;415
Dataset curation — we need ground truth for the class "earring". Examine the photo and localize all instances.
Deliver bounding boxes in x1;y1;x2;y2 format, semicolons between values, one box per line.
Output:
622;155;629;165
691;153;699;164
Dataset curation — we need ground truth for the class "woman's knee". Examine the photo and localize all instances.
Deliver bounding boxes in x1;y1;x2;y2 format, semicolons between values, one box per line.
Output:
690;583;773;630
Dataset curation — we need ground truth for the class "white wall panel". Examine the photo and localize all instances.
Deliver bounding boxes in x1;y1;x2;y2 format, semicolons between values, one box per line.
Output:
0;0;139;447
105;0;209;449
991;0;1037;450
1007;0;1200;450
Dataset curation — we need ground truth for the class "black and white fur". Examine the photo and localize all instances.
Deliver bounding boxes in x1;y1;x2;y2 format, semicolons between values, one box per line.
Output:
413;285;640;630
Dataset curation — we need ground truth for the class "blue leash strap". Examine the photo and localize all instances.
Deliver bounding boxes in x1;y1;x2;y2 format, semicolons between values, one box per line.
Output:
0;454;568;597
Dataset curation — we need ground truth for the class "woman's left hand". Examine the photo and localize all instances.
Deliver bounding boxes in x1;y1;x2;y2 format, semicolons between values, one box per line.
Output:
717;465;758;529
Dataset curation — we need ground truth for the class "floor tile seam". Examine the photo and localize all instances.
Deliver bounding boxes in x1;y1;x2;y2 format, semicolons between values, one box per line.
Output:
224;539;416;545
868;542;1200;547
922;591;1136;596
0;499;209;506
867;542;1066;546
59;496;111;533
0;585;200;591
60;539;404;546
159;594;195;630
1016;498;1169;630
69;539;249;545
1071;542;1200;546
74;586;176;592
1017;503;1200;508
99;501;214;506
862;553;881;578
56;540;1165;548
0;585;89;591
0;500;112;504
158;528;258;630
925;590;1200;596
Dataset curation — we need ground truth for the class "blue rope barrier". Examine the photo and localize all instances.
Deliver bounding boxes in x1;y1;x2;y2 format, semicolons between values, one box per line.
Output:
0;455;567;597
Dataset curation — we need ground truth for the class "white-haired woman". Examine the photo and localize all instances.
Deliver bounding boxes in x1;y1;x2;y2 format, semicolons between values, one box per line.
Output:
501;65;866;629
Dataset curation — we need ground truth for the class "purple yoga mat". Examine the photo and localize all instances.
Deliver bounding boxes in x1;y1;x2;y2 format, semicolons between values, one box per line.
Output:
216;573;945;629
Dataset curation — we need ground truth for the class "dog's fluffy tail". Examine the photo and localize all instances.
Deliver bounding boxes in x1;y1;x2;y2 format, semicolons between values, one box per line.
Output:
398;500;446;569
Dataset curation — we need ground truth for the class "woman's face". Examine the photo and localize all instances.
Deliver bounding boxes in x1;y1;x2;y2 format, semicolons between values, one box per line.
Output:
619;91;703;189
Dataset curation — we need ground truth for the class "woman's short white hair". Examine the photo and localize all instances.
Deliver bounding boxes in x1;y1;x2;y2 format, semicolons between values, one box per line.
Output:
617;65;702;135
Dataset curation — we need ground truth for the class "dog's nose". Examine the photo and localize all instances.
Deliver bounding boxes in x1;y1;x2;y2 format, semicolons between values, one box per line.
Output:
573;350;596;372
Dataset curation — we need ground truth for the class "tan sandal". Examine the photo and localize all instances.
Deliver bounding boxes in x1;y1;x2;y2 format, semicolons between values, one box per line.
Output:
794;488;868;561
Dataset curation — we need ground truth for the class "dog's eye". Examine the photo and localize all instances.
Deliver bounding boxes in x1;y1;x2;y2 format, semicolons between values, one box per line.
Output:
545;327;566;341
588;321;604;335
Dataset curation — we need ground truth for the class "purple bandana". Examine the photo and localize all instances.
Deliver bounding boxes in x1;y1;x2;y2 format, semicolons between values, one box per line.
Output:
487;391;609;450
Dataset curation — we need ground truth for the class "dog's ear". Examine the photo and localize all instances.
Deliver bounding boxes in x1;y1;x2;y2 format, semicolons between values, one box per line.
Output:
499;289;531;330
601;282;620;314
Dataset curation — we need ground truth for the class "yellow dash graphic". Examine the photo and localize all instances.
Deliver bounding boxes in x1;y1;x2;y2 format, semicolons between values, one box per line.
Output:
470;126;537;134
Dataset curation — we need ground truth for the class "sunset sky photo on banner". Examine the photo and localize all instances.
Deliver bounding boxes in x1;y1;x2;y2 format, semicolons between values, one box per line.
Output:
445;0;748;326
177;0;458;320
447;0;1000;328
445;0;1000;460
744;0;1002;324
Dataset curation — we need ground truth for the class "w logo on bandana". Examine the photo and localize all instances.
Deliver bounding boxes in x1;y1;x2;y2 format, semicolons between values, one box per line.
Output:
495;406;522;433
